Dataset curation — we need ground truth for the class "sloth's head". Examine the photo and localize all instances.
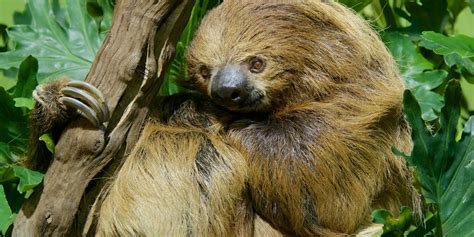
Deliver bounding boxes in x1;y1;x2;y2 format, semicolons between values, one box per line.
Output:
187;0;401;113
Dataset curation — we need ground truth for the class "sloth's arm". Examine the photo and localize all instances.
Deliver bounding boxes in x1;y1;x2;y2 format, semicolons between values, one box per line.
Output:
27;79;109;170
229;103;379;236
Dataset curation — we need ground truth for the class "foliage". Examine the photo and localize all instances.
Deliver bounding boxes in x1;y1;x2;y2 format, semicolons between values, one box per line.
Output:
0;0;473;236
402;81;473;236
0;0;104;83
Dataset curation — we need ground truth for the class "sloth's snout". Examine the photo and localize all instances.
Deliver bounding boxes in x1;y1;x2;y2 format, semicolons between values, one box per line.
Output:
211;65;250;106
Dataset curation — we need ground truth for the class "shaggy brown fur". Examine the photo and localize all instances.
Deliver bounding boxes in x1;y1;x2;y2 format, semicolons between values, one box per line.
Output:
28;0;420;236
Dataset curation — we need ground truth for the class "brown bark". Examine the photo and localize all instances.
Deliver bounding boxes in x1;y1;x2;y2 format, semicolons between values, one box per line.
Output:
13;0;195;235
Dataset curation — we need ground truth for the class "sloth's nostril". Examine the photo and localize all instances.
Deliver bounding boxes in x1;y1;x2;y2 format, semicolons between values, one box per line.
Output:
231;91;240;100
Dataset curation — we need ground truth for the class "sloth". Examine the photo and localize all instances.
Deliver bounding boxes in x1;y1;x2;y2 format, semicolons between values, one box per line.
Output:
28;0;420;236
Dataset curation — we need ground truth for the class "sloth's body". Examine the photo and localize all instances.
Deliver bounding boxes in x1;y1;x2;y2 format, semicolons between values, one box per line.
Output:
29;0;420;236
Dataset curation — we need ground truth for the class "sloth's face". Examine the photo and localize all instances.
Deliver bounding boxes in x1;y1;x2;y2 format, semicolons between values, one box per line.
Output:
192;56;273;113
186;0;374;113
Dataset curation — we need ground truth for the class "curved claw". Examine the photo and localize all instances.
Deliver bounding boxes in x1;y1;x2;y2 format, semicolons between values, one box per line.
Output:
67;81;110;121
61;86;105;123
32;85;45;105
59;97;101;127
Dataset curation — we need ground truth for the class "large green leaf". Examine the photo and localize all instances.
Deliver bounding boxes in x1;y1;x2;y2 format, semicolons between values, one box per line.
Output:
0;0;107;83
0;185;14;236
403;80;474;236
420;31;474;76
384;32;446;120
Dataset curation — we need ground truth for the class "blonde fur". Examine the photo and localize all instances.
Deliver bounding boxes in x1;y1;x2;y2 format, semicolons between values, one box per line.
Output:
82;0;420;235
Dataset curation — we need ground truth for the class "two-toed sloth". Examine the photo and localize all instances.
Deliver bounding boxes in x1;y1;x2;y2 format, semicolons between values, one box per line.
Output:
28;0;420;236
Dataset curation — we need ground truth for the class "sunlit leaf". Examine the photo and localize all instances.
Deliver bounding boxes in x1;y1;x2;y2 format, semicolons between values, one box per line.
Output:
0;0;106;83
39;133;55;154
14;98;35;110
12;165;43;195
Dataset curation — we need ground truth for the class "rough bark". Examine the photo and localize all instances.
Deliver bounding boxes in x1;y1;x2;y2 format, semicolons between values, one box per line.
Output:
13;0;195;235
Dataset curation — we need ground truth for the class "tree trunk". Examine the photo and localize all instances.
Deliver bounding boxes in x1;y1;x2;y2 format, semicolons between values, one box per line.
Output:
13;0;195;235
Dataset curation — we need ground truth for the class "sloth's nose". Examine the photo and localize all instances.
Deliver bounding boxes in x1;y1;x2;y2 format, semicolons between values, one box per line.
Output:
211;65;249;105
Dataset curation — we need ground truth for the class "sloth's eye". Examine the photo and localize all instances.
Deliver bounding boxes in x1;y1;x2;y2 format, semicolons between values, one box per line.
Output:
249;57;265;73
199;65;210;79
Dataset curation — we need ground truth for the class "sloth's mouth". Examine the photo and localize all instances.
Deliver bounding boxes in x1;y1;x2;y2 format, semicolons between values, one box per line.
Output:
212;88;266;113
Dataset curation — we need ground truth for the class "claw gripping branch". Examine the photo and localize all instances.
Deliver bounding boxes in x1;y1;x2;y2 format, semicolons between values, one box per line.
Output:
13;0;195;235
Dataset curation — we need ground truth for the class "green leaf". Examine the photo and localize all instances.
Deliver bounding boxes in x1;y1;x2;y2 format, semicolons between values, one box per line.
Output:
401;0;449;32
0;185;14;235
445;53;474;76
12;165;43;195
337;0;372;12
406;70;448;91
413;89;445;121
448;0;468;20
13;55;38;98
420;32;474;77
421;32;474;58
470;0;474;12
383;32;433;84
0;76;16;91
96;0;114;35
384;32;445;120
0;0;104;83
402;80;474;236
13;3;32;25
14;98;35;110
39;133;55;154
372;207;413;235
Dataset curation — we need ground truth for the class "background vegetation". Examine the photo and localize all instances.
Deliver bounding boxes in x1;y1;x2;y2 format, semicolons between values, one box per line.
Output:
0;0;473;236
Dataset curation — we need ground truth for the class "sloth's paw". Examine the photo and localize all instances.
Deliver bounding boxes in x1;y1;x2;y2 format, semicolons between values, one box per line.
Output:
33;80;110;127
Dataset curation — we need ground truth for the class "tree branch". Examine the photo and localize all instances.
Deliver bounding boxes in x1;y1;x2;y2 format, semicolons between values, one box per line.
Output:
13;0;195;235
